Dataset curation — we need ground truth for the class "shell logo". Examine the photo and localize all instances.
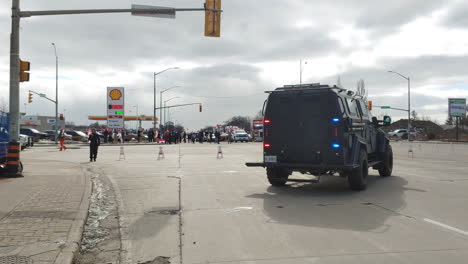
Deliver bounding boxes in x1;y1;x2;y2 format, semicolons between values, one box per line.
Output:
109;89;123;100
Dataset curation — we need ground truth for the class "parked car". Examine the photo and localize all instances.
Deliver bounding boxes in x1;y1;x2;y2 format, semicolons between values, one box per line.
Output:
44;130;72;141
20;128;48;141
232;130;250;142
19;134;30;150
388;129;416;137
65;130;88;142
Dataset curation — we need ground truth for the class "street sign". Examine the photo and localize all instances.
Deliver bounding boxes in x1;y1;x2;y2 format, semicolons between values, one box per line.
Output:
131;4;176;19
381;106;390;109
47;119;56;124
107;87;125;129
39;93;46;97
449;98;466;117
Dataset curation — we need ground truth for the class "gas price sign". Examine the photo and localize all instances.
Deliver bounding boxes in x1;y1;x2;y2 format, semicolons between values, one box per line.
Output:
107;87;125;129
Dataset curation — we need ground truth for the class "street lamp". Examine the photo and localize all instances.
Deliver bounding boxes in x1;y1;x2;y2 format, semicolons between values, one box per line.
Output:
388;70;411;147
52;43;58;144
164;97;180;127
133;105;139;129
160;85;181;129
153;67;179;132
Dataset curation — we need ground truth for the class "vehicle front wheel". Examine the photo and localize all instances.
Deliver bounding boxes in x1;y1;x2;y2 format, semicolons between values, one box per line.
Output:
267;168;289;186
378;145;393;177
348;149;368;191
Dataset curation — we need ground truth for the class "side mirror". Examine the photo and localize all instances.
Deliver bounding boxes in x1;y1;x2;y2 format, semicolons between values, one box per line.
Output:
383;116;391;126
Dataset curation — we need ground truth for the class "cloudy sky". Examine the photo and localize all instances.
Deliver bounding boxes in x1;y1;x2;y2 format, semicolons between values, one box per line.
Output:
1;0;468;130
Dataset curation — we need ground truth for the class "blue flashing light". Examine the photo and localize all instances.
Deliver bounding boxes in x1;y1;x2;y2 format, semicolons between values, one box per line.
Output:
331;117;340;123
332;143;341;149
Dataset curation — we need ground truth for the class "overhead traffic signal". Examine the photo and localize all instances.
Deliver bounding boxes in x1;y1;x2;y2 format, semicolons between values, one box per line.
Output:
204;0;221;37
20;60;30;82
199;104;203;112
367;100;372;111
28;92;33;103
60;114;64;120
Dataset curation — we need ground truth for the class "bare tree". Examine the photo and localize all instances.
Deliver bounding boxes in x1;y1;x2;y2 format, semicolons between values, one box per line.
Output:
356;79;367;101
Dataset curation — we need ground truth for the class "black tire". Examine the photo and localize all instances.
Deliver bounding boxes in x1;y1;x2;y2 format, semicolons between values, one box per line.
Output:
348;149;368;191
378;145;393;177
267;168;289;186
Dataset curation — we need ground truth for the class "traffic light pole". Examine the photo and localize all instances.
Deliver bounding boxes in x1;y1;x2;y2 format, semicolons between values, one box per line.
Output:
9;0;20;142
9;1;222;142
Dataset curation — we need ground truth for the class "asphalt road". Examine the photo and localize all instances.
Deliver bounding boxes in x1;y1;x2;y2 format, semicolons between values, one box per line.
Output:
26;142;468;264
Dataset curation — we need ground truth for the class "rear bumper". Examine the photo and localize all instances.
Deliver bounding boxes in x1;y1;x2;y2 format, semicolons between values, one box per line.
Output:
245;162;358;170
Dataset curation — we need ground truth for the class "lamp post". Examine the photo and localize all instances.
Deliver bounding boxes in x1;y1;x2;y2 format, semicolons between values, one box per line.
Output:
160;85;181;129
153;67;179;132
52;43;58;144
164;97;180;127
388;70;411;147
133;105;139;129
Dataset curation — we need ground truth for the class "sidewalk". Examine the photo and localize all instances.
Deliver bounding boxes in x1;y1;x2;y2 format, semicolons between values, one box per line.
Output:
0;150;91;264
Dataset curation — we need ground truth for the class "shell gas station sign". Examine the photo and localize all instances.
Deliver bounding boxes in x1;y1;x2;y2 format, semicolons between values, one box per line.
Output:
107;87;125;129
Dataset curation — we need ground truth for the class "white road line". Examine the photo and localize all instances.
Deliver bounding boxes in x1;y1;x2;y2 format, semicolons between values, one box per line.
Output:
423;218;468;236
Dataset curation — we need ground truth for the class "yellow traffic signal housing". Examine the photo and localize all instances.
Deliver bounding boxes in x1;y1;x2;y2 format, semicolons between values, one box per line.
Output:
368;100;372;110
28;92;33;103
205;0;221;37
20;60;30;82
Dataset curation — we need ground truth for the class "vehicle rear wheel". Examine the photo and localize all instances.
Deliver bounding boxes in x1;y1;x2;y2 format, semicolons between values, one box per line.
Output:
378;145;393;177
348;149;368;191
267;168;289;186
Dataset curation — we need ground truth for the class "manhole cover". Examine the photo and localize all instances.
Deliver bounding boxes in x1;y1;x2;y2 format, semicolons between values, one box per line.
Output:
0;256;33;264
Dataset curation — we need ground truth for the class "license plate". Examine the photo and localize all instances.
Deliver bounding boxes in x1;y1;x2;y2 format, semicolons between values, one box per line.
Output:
264;155;277;163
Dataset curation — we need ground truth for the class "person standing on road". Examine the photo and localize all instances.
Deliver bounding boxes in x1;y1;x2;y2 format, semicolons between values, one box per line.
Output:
88;128;100;162
137;128;142;143
215;130;221;144
103;129;109;144
59;129;67;151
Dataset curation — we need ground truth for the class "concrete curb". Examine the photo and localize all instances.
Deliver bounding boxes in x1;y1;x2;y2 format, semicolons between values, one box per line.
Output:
54;166;92;264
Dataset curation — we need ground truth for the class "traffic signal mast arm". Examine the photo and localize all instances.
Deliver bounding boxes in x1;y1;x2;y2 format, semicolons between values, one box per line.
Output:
374;105;409;112
19;7;222;18
29;90;56;104
155;103;202;110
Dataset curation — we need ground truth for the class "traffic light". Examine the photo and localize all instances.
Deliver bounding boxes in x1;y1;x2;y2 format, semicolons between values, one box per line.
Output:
60;114;64;120
28;92;33;103
204;0;221;37
199;104;203;112
20;60;30;82
367;100;372;111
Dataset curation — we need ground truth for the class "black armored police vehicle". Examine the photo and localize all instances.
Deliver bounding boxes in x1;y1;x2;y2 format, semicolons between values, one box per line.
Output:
246;83;393;190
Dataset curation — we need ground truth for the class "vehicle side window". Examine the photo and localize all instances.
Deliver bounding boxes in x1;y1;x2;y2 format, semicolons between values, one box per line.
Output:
337;97;346;116
358;100;369;119
345;98;360;118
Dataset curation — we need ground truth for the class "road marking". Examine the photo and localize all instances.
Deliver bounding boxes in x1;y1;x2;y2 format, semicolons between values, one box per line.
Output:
423;218;468;236
223;170;238;173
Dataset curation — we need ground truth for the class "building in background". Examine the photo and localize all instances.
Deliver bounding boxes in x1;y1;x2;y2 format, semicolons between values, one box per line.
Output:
20;115;66;131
